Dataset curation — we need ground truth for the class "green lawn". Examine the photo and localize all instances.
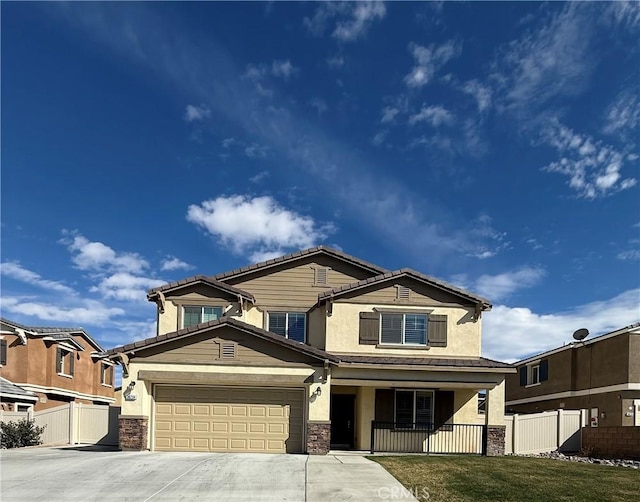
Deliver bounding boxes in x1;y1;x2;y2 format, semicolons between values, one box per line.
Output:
370;455;640;502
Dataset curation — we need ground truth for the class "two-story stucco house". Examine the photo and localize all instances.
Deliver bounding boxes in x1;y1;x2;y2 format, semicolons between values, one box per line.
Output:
506;323;640;427
0;318;115;411
108;247;513;455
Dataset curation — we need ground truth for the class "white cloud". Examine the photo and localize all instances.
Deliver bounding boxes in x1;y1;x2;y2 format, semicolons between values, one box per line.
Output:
617;249;640;261
333;1;386;42
0;296;124;326
90;272;165;302
475;267;546;301
404;41;460;88
304;2;386;42
461;80;492;113
409;105;454;127
271;60;297;80
186;195;334;260
327;55;345;69
184;104;211;122
491;3;593;113
603;90;640;137
483;289;640;362
1;262;76;295
160;256;193;272
244;143;268;158
606;1;640;29
380;106;400;124
541;120;637;199
63;232;149;273
249;170;270;184
309;97;328;116
372;130;388;146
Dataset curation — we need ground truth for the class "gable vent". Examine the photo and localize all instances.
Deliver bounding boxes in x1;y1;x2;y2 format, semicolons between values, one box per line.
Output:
314;267;329;286
221;342;236;359
397;286;411;301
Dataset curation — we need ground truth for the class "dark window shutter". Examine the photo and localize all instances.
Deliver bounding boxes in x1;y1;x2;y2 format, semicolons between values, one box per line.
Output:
519;366;527;386
428;315;447;347
0;340;7;365
434;390;455;430
359;312;379;345
56;347;62;373
540;359;549;382
374;389;394;422
69;352;75;376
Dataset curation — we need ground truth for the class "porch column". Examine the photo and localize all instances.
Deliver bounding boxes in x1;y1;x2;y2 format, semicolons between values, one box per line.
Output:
484;378;506;456
356;387;375;451
307;371;331;454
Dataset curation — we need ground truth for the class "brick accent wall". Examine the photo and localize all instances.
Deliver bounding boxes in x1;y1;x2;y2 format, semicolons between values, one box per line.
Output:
306;421;331;455
485;426;506;456
119;416;148;451
582;426;640;460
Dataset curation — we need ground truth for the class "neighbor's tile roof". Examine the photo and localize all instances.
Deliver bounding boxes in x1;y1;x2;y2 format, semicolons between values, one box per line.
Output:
148;276;256;302
213;246;387;281
338;354;514;369
0;377;38;400
0;318;104;352
318;268;492;307
107;316;340;363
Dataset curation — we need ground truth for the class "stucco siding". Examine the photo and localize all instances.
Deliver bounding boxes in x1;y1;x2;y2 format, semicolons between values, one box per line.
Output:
630;334;640;383
325;302;481;357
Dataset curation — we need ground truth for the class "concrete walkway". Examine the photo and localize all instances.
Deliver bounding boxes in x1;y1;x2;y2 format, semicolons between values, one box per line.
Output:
0;447;417;501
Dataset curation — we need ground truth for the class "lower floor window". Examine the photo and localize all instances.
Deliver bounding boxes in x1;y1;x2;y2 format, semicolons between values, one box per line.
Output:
268;312;306;343
395;390;433;428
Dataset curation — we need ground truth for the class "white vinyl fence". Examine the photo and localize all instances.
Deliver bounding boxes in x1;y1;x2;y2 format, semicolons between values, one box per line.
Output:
1;403;121;447
505;409;587;455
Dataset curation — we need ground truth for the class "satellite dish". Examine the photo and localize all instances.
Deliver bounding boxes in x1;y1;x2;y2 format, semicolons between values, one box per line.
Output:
572;328;589;341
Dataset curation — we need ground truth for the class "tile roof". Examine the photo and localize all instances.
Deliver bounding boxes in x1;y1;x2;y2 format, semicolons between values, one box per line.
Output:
107;316;340;363
147;276;256;302
0;377;38;401
0;318;104;352
213;246;387;281
317;268;492;307
337;354;514;369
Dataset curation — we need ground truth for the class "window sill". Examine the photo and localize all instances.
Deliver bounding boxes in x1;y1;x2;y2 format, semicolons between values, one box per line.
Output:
101;383;113;388
377;344;430;350
525;382;541;388
57;373;73;379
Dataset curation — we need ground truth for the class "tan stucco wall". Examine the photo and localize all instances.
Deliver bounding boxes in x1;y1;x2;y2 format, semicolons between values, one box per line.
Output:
453;389;484;425
485;379;505;426
356;386;375;450
157;303;178;335
325;302;481;357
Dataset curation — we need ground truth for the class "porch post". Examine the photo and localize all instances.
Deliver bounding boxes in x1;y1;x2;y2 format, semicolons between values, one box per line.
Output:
306;371;331;454
356;387;376;451
484;379;506;456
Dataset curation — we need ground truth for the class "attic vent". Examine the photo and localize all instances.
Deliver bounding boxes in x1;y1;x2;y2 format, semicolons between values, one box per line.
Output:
220;342;236;359
314;267;329;286
397;286;411;301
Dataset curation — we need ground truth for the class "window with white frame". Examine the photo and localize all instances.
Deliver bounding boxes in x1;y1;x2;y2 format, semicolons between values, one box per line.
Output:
530;363;540;385
519;359;548;386
395;390;433;428
182;306;223;328
56;347;75;377
101;362;113;386
268;312;306;343
380;313;427;345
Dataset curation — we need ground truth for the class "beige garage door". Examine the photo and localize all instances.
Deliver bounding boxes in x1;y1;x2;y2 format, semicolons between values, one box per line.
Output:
154;385;305;453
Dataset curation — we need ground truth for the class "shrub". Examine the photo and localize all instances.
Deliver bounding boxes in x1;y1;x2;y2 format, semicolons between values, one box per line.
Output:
0;419;46;448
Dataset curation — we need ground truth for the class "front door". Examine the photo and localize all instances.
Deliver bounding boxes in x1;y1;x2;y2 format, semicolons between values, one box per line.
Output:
330;394;355;449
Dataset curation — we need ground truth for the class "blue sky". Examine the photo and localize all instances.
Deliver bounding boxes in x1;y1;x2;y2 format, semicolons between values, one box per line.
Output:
2;2;639;362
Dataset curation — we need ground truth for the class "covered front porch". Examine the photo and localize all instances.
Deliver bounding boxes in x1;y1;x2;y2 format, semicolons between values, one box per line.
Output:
327;361;509;455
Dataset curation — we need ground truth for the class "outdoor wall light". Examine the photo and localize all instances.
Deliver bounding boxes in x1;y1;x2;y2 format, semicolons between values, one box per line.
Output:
315;386;322;396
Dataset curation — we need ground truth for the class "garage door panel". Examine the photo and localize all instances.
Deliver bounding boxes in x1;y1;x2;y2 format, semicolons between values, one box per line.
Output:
154;385;304;453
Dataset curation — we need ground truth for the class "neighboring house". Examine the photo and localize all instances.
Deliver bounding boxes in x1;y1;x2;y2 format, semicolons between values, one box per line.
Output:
108;246;514;455
0;377;38;412
0;318;116;410
505;323;640;427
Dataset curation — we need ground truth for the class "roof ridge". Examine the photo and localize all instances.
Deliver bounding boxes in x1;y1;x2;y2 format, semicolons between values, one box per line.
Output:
147;275;255;301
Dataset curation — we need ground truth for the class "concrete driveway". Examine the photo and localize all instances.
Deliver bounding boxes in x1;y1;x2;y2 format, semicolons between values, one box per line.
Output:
0;446;416;501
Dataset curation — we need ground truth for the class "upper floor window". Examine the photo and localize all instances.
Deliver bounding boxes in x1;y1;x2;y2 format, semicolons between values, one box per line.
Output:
183;306;223;328
100;362;114;386
519;359;548;386
380;313;427;345
0;339;6;366
268;312;306;343
56;347;75;377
